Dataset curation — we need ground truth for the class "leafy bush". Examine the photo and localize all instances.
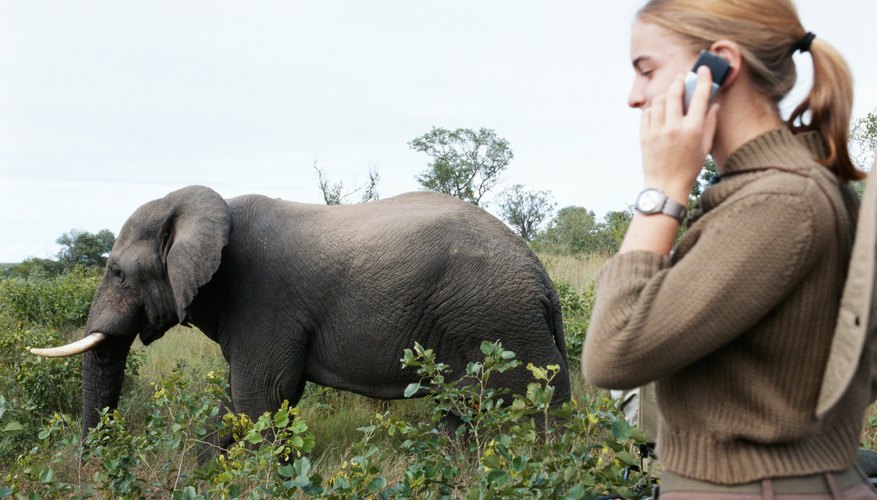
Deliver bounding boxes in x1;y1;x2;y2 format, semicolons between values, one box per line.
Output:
373;340;650;498
0;314;82;462
0;267;101;329
0;342;649;499
556;280;596;368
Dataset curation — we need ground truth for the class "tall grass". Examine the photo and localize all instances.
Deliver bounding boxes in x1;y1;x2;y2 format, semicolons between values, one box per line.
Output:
134;325;222;381
538;252;610;291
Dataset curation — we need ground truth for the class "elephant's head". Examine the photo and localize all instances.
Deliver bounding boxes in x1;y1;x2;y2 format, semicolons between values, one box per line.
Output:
31;186;230;437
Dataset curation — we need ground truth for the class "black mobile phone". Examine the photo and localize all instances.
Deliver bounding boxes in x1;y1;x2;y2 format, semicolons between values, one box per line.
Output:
683;50;731;114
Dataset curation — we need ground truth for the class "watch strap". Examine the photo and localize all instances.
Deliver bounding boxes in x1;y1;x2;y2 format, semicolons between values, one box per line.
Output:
661;196;687;223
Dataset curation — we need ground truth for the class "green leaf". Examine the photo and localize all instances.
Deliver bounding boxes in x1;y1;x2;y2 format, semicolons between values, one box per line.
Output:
278;463;294;478
274;411;289;428
610;419;631;440
403;383;421;398
480;340;499;356
367;477;387;493
291;475;312;488
0;486;13;497
482;453;503;470
294;457;311;477
39;468;55;483
3;421;23;432
332;476;350;491
172;486;198;500
616;450;638;466
565;484;586;500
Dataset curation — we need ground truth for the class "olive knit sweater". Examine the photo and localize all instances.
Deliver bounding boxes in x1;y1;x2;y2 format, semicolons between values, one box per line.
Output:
583;127;869;484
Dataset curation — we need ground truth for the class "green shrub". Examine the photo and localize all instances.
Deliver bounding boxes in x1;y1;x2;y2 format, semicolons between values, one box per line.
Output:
557;280;596;368
1;341;650;499
0;313;82;462
0;267;101;329
377;340;650;499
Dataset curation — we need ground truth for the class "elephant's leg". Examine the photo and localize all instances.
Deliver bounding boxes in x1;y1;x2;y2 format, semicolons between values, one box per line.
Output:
227;339;308;442
197;372;237;465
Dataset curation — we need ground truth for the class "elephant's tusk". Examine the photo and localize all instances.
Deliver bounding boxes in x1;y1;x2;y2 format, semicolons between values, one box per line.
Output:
30;332;107;357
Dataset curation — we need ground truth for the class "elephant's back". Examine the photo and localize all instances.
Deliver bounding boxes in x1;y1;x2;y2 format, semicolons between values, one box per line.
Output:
228;191;525;251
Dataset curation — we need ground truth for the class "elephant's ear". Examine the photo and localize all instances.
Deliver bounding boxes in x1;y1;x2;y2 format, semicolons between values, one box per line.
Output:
163;186;231;323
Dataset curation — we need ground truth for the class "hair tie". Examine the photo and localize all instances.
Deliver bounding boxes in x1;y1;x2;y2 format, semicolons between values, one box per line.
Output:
794;31;816;53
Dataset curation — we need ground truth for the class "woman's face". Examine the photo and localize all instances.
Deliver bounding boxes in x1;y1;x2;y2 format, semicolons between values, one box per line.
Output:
628;20;700;109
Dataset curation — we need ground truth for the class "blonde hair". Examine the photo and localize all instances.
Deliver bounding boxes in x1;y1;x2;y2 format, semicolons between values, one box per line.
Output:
637;0;864;181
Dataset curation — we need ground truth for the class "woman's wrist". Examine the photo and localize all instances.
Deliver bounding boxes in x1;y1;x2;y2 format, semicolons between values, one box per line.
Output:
641;180;692;206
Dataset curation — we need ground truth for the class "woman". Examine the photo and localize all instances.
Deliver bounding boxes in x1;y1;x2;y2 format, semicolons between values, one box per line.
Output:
582;0;875;498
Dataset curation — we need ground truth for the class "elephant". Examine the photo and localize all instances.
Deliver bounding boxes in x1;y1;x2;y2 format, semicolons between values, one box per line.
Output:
32;185;571;445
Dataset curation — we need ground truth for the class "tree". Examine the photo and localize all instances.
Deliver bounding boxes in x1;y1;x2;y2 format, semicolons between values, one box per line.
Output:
56;229;115;268
596;209;633;253
688;156;719;208
533;206;633;255
851;109;876;171
409;127;513;206
6;258;67;279
313;161;381;205
497;184;555;241
537;206;599;254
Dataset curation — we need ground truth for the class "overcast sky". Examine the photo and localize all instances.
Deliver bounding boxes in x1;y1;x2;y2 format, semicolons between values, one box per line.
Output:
2;1;876;263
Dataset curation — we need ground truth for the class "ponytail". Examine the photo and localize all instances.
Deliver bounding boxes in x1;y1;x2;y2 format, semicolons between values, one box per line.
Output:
787;39;864;181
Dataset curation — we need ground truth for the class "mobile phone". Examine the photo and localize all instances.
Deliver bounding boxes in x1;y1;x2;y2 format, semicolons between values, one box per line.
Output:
683;50;731;114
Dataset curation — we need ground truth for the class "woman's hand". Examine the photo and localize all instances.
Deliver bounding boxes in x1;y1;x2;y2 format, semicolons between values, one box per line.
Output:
618;66;721;257
640;65;720;204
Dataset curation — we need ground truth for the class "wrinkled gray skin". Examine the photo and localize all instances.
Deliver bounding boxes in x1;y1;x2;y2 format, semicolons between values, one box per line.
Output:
81;186;570;446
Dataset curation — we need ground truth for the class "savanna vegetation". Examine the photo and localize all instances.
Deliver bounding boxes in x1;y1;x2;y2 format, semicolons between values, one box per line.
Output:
0;240;653;499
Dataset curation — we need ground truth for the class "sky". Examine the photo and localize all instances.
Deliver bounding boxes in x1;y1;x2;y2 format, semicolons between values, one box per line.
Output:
2;1;876;263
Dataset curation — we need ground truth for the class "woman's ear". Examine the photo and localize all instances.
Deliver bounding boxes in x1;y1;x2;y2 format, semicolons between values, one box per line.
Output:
709;40;743;88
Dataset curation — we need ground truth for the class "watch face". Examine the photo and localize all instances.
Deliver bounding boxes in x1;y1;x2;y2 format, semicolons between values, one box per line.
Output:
637;189;663;213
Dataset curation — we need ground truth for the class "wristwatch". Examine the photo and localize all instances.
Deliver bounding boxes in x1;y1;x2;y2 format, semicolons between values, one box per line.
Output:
634;188;686;223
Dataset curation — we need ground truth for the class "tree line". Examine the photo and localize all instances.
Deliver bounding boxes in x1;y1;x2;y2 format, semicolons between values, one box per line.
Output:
1;230;115;279
6;108;875;272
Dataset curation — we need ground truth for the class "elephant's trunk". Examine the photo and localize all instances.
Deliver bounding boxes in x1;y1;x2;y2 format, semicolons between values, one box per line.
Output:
81;336;134;439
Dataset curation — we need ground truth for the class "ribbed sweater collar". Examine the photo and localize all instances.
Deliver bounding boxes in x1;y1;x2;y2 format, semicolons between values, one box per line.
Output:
721;126;826;174
696;127;829;219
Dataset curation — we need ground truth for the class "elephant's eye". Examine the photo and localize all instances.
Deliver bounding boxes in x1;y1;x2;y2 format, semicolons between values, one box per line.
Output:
112;268;125;282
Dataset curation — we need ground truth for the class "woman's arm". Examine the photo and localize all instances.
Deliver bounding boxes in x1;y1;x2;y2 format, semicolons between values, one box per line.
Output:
582;183;827;389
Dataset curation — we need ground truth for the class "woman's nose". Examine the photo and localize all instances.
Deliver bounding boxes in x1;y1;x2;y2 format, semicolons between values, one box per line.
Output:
628;84;645;109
